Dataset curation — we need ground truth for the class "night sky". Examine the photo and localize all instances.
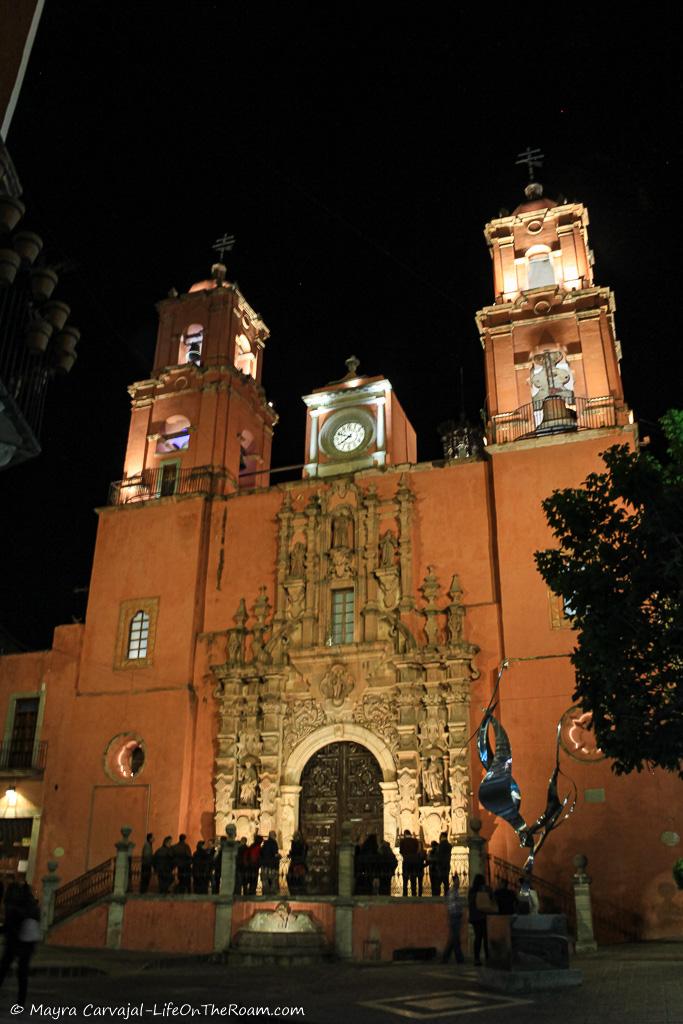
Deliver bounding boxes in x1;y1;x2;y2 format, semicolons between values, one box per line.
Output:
2;6;680;650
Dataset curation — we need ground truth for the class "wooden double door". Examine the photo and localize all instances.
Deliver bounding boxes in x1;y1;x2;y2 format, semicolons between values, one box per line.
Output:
299;741;383;894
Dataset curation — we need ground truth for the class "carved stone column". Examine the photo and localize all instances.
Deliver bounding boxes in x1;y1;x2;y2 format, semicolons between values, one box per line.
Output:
277;783;302;855
274;494;293;632
302;495;320;647
361;484;381;641
380;780;400;844
396;476;415;612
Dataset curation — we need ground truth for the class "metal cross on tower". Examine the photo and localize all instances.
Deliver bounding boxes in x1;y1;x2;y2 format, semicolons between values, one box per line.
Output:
212;233;236;261
515;147;544;181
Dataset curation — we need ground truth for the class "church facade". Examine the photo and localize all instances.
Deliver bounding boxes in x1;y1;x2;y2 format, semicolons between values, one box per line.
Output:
0;183;680;941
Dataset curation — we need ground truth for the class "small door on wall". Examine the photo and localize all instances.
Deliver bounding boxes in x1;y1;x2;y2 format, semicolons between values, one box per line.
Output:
86;786;149;869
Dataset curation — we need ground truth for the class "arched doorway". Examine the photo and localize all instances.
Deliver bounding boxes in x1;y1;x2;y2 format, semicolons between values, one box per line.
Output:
299;741;383;894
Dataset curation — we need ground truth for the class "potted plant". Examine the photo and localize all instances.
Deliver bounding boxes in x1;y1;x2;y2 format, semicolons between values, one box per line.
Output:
673;859;683;890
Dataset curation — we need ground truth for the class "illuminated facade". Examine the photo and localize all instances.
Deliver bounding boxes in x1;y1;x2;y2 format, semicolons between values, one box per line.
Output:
0;184;680;949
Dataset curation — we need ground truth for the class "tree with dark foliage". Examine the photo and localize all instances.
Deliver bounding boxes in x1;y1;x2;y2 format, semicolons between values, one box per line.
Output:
535;411;683;778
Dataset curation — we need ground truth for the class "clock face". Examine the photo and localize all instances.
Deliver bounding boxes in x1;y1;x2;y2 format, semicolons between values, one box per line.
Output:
332;421;366;453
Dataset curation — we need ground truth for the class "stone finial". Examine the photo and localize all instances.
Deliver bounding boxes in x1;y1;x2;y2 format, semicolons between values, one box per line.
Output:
469;816;482;835
46;861;59;875
225;823;237;840
120;826;133;841
340;820;353;842
233;599;248;628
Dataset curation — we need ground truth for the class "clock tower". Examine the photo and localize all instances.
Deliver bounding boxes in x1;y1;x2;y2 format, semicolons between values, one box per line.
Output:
302;356;417;477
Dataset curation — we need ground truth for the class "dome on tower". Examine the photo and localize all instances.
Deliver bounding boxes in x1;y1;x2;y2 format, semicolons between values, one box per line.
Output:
188;262;232;293
513;181;558;216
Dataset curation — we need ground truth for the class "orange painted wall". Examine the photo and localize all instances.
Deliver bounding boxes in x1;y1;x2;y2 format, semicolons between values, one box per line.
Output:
47;903;108;948
121;898;216;952
352;901;450;960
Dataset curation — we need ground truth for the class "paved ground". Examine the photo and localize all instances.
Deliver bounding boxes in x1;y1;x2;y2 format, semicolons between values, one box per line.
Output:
0;944;680;1023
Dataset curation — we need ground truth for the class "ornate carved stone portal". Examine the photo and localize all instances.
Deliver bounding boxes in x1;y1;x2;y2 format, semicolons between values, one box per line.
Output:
300;741;383;893
210;475;479;870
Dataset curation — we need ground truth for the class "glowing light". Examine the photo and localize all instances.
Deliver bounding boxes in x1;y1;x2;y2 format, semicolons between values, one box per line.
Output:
5;787;17;807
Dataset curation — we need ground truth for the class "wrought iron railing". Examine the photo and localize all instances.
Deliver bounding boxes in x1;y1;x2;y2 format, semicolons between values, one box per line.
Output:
0;740;47;772
489;855;643;944
109;465;225;506
53;858;116;923
490;395;618;445
489;856;575;928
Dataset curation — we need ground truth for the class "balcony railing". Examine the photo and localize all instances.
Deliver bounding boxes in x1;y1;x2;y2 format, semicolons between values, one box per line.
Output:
109;465;225;506
490;395;618;445
0;740;47;773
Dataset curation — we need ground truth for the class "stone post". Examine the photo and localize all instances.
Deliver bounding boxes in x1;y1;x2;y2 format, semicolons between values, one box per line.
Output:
572;853;597;953
40;860;60;936
107;826;134;949
113;826;134;895
214;825;238;953
465;817;487;884
335;820;354;960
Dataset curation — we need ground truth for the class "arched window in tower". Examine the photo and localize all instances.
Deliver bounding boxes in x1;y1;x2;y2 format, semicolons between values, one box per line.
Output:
234;333;257;378
156;414;191;453
179;324;204;366
526;245;556;289
127;610;150;660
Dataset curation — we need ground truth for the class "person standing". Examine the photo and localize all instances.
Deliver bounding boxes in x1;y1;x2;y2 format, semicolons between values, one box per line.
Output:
442;873;465;964
192;841;211;894
377;840;398;896
153;836;174;895
437;832;452;897
468;873;492;966
0;882;41;1007
172;834;193;894
399;829;421;897
260;831;280;895
427;841;441;896
245;834;263;895
235;837;249;895
494;878;517;915
140;833;154;894
287;832;308;895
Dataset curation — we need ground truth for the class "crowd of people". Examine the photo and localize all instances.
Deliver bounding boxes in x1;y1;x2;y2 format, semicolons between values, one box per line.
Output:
138;831;307;897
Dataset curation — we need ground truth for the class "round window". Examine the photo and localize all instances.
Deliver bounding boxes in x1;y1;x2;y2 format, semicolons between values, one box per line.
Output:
104;733;146;782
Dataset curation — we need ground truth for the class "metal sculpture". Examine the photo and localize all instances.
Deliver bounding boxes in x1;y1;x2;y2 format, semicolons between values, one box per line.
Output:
476;661;577;891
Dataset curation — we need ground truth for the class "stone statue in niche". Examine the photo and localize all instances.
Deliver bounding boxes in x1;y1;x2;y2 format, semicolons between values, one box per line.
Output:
238;761;259;808
289;541;306;578
379;530;398;568
332;512;352;549
422;755;445;804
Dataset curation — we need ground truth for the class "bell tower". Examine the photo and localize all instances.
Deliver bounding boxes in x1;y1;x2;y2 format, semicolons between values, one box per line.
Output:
118;263;277;498
477;179;631;444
